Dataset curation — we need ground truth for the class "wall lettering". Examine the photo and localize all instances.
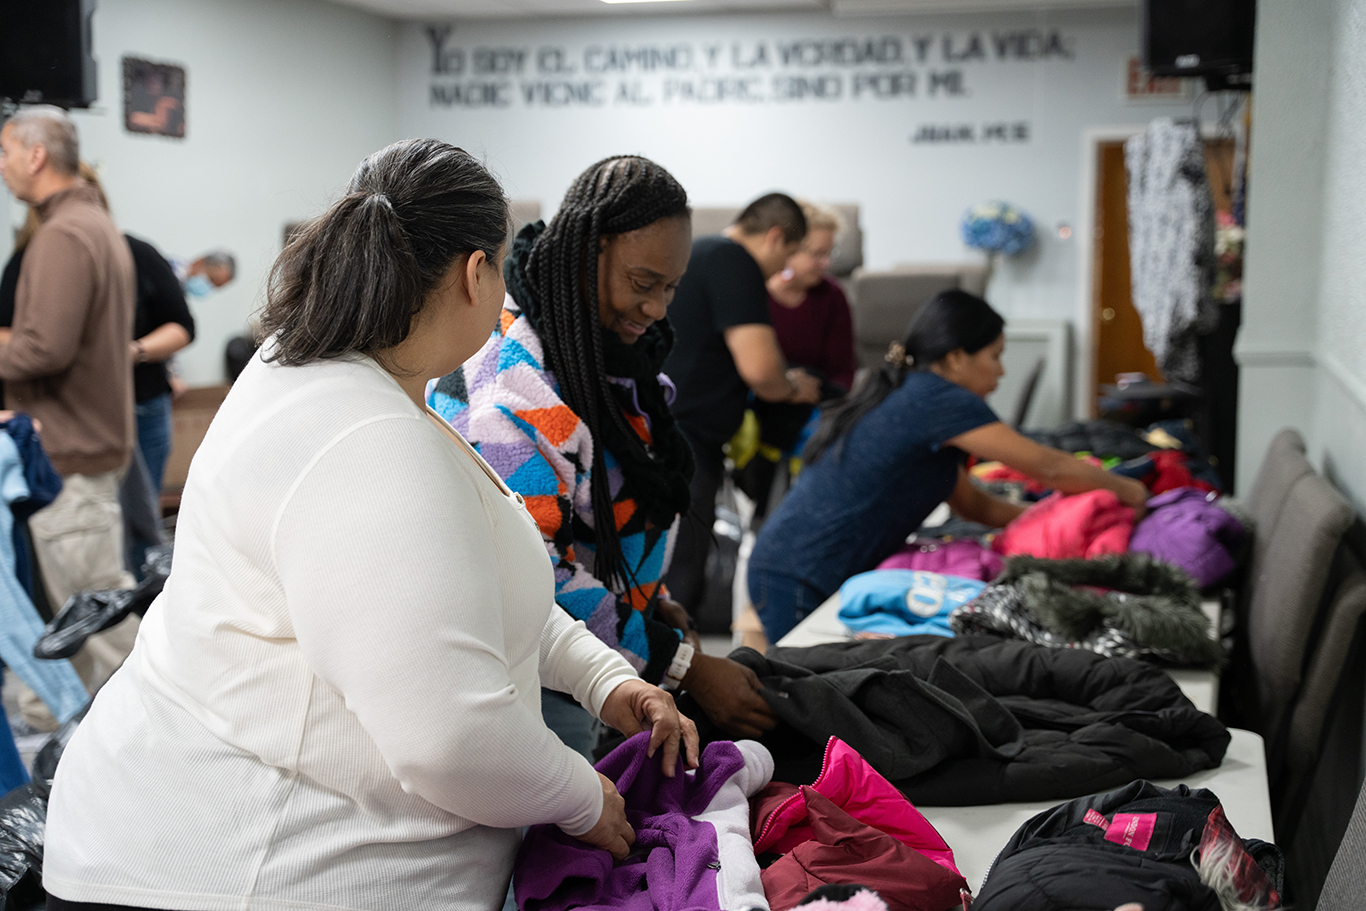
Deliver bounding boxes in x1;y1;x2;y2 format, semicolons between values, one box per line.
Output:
424;28;1074;110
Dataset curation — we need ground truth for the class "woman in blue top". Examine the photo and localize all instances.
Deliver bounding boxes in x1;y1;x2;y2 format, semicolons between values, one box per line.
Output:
747;290;1149;641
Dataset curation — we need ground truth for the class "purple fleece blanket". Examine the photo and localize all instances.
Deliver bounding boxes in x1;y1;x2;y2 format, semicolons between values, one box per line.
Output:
513;732;747;911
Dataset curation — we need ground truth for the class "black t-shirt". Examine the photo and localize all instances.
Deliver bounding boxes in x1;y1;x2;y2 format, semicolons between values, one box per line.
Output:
127;235;195;403
661;235;771;450
0;236;196;406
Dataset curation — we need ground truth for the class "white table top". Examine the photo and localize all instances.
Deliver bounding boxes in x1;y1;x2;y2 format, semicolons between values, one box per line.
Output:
777;592;1221;714
773;591;1266;894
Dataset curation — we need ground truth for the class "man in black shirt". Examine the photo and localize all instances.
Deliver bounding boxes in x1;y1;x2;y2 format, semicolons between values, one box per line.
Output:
662;193;821;627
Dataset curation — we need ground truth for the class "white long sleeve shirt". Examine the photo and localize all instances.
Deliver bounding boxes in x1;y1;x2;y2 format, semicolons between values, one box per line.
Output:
43;347;638;911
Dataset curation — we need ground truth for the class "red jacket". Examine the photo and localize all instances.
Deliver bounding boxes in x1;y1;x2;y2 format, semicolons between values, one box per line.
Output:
759;788;967;911
751;738;966;911
752;737;960;873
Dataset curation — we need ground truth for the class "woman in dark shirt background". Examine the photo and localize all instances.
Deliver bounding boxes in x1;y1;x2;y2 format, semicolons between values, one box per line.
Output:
738;201;857;519
0;164;195;573
764;201;856;394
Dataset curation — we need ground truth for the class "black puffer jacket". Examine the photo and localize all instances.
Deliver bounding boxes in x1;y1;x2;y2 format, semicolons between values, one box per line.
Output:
975;780;1283;911
1025;420;1156;460
688;637;1229;806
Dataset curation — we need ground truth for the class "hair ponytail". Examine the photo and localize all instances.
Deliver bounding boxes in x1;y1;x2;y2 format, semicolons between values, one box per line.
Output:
803;289;1004;464
261;139;508;366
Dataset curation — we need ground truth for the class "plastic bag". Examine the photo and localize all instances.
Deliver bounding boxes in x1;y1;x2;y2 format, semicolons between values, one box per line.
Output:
34;546;171;660
0;705;85;911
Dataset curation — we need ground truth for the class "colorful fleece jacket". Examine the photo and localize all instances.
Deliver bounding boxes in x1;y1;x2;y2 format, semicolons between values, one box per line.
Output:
428;301;681;683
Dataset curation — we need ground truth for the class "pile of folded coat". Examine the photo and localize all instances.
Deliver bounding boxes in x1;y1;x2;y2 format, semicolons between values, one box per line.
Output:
680;637;1229;807
836;569;987;639
752;737;968;911
975;780;1283;910
951;553;1225;667
873;539;1003;581
991;487;1245;590
1025;419;1159;462
514;732;969;911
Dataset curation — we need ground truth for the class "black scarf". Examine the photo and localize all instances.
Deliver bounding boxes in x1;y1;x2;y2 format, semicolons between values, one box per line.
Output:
507;222;693;530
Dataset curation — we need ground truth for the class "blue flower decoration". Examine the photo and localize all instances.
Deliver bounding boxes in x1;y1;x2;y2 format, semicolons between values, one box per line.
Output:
960;202;1035;256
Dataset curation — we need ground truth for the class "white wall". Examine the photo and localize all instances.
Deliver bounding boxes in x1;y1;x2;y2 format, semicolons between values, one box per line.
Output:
4;0;401;385
1240;0;1366;512
397;7;1198;332
1310;0;1366;512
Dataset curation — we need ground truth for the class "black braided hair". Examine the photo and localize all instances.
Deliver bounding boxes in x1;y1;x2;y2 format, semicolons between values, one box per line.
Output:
520;156;692;589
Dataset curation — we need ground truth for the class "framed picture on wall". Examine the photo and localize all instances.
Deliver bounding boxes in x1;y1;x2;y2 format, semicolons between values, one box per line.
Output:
123;56;186;138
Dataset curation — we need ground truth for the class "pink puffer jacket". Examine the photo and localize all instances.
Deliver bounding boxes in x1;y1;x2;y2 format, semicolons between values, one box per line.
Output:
750;737;961;876
993;490;1135;560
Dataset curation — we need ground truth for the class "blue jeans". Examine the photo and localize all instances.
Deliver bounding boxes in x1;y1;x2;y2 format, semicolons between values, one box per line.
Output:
748;567;828;643
135;393;173;494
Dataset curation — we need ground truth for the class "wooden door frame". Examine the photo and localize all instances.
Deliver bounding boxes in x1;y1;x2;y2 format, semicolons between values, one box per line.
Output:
1074;125;1148;420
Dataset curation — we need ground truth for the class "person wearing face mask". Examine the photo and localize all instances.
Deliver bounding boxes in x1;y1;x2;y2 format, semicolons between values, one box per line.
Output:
746;290;1150;641
173;250;235;300
429;156;777;745
161;250;236;400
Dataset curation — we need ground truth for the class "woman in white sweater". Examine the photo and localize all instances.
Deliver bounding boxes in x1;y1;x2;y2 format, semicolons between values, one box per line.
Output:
42;139;698;911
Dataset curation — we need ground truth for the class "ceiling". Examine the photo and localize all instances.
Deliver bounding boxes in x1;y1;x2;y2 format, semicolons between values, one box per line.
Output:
325;0;1134;20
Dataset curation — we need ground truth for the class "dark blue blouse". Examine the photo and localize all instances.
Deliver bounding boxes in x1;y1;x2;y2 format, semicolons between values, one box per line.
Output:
748;371;1000;595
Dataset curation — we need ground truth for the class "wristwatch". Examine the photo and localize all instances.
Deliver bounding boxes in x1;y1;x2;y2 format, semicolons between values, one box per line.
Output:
661;642;695;692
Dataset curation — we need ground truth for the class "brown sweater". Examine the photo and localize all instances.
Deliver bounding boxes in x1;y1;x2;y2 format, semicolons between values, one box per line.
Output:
0;183;135;476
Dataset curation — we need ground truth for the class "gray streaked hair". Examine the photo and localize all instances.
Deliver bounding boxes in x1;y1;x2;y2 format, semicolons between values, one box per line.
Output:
4;105;79;176
199;250;237;277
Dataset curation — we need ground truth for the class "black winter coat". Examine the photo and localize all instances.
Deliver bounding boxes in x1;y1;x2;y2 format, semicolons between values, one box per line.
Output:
975;780;1283;911
1025;419;1156;460
689;637;1229;806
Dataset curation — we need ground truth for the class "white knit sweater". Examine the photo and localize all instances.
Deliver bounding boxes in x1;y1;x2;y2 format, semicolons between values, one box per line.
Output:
43;348;638;911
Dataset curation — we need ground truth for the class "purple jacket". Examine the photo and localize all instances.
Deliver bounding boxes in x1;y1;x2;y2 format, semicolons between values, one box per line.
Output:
1130;488;1245;588
514;732;773;911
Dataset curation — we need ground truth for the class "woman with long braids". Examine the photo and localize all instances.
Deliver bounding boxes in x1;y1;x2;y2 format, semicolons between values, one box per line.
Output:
430;156;776;741
747;290;1149;641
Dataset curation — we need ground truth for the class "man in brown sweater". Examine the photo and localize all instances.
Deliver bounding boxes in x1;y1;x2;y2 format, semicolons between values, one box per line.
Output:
0;106;138;718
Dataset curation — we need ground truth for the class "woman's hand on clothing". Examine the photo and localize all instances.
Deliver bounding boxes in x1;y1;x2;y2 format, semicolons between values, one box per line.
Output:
573;772;635;860
655;598;703;652
1113;476;1150;510
946;467;1028;530
682;654;778;740
948;422;1151;512
598;678;700;776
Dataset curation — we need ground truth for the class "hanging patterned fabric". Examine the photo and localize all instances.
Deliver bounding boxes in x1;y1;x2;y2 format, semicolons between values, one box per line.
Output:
1124;117;1218;383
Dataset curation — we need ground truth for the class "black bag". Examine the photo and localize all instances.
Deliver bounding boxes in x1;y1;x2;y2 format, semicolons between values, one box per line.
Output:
34;546;172;661
0;706;87;911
